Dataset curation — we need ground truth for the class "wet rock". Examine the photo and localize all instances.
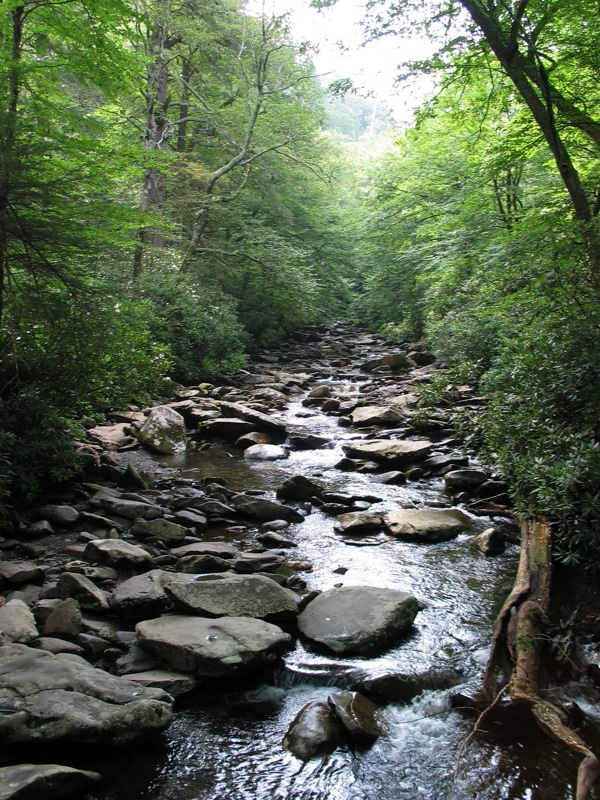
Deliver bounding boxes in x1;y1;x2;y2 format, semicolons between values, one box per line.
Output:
469;528;505;556
172;509;208;529
83;539;153;571
235;431;273;449
54;572;109;612
257;531;297;548
282;701;346;761
136;615;291;677
327;691;387;743
0;643;173;744
287;433;330;450
243;444;289;460
276;475;324;501
110;570;172;619
199;418;255;439
0;561;45;585
383;509;472;542
307;386;331;399
444;469;488;490
231;494;304;523
130;518;187;544
421;453;470;472
350;406;404;428
351;667;464;703
163;574;298;622
231;552;286;574
0;763;102;800
298;586;420;655
137;405;187;454
370;471;407;485
333;512;383;536
0;599;38;644
342;439;433;466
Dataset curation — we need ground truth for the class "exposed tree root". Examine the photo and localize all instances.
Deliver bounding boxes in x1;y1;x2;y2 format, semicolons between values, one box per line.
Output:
481;518;598;800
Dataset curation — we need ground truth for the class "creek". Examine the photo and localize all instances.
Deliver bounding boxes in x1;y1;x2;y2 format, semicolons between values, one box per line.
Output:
87;326;599;800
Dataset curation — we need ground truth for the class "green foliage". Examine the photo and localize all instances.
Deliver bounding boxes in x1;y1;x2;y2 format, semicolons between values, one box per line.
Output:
134;270;247;382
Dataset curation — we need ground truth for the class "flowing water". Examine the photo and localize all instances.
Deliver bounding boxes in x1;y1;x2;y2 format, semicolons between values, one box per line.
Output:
87;358;600;800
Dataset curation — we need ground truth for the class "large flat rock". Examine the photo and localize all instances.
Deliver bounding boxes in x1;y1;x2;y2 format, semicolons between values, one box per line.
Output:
298;586;420;655
136;614;291;677
0;763;102;800
341;439;432;466
350;406;405;428
0;644;173;745
163;574;298;622
383;508;472;542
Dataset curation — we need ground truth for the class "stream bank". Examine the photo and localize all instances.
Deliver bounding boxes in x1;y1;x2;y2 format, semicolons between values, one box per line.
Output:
1;322;599;800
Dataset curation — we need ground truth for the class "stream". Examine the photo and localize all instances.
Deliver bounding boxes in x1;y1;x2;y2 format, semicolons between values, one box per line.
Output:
87;325;599;800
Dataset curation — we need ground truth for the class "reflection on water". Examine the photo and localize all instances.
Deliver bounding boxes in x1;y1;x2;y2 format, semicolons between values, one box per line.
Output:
100;380;599;800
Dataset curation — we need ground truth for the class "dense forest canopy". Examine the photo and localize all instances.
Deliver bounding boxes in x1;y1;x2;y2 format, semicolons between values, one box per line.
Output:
0;0;598;562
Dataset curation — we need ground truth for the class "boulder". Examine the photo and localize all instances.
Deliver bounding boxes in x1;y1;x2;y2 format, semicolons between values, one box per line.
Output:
333;512;383;535
170;542;239;559
342;439;432;466
36;505;80;526
383;509;472;542
0;643;173;744
42;599;82;638
231;494;304;523
298;586;420;655
444;469;489;490
350;406;404;428
276;475;324;501
136;615;291;677
243;444;288;460
54;572;109;612
94;495;163;521
175;554;231;573
163;574;298;622
124;670;196;698
282;701;346;761
328;691;387;743
0;763;102;800
287;433;330;450
307;386;331;399
137;405;187;454
200;418;255;439
217;401;287;437
0;561;45;585
0;599;38;644
234;431;273;449
469;527;505;556
110;570;172;619
83;539;153;571
130;517;187;544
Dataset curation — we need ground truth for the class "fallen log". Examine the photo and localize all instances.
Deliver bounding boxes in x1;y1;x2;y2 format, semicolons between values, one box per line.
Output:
482;517;599;800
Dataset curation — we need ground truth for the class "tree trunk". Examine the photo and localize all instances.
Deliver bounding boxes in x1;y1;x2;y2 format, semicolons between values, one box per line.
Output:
482;517;599;800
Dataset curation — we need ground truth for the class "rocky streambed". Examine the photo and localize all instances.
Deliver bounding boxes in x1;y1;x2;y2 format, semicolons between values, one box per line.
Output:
1;323;598;800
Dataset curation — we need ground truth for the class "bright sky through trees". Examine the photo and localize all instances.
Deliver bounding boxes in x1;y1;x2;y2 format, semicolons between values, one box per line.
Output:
245;0;433;124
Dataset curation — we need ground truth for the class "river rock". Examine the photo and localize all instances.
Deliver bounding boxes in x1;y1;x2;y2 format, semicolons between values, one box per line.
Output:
370;471;407;485
235;431;273;449
170;542;239;559
231;494;304;523
307;386;331;399
36;504;80;526
298;586;420;655
0;599;38;644
137;405;187;454
42;598;82;638
54;572;109;612
444;469;489;489
257;531;297;548
0;643;173;744
83;539;153;571
350;406;404;428
0;561;45;585
163;574;298;622
217;401;287;437
0;763;102;800
327;691;387;743
243;444;289;460
383;509;472;542
287;433;330;450
110;569;172;619
342;439;432;466
276;475;324;501
136;615;291;677
282;701;346;761
469;527;505;556
175;554;232;573
94;494;163;521
124;670;197;698
130;517;187;544
333;512;383;535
